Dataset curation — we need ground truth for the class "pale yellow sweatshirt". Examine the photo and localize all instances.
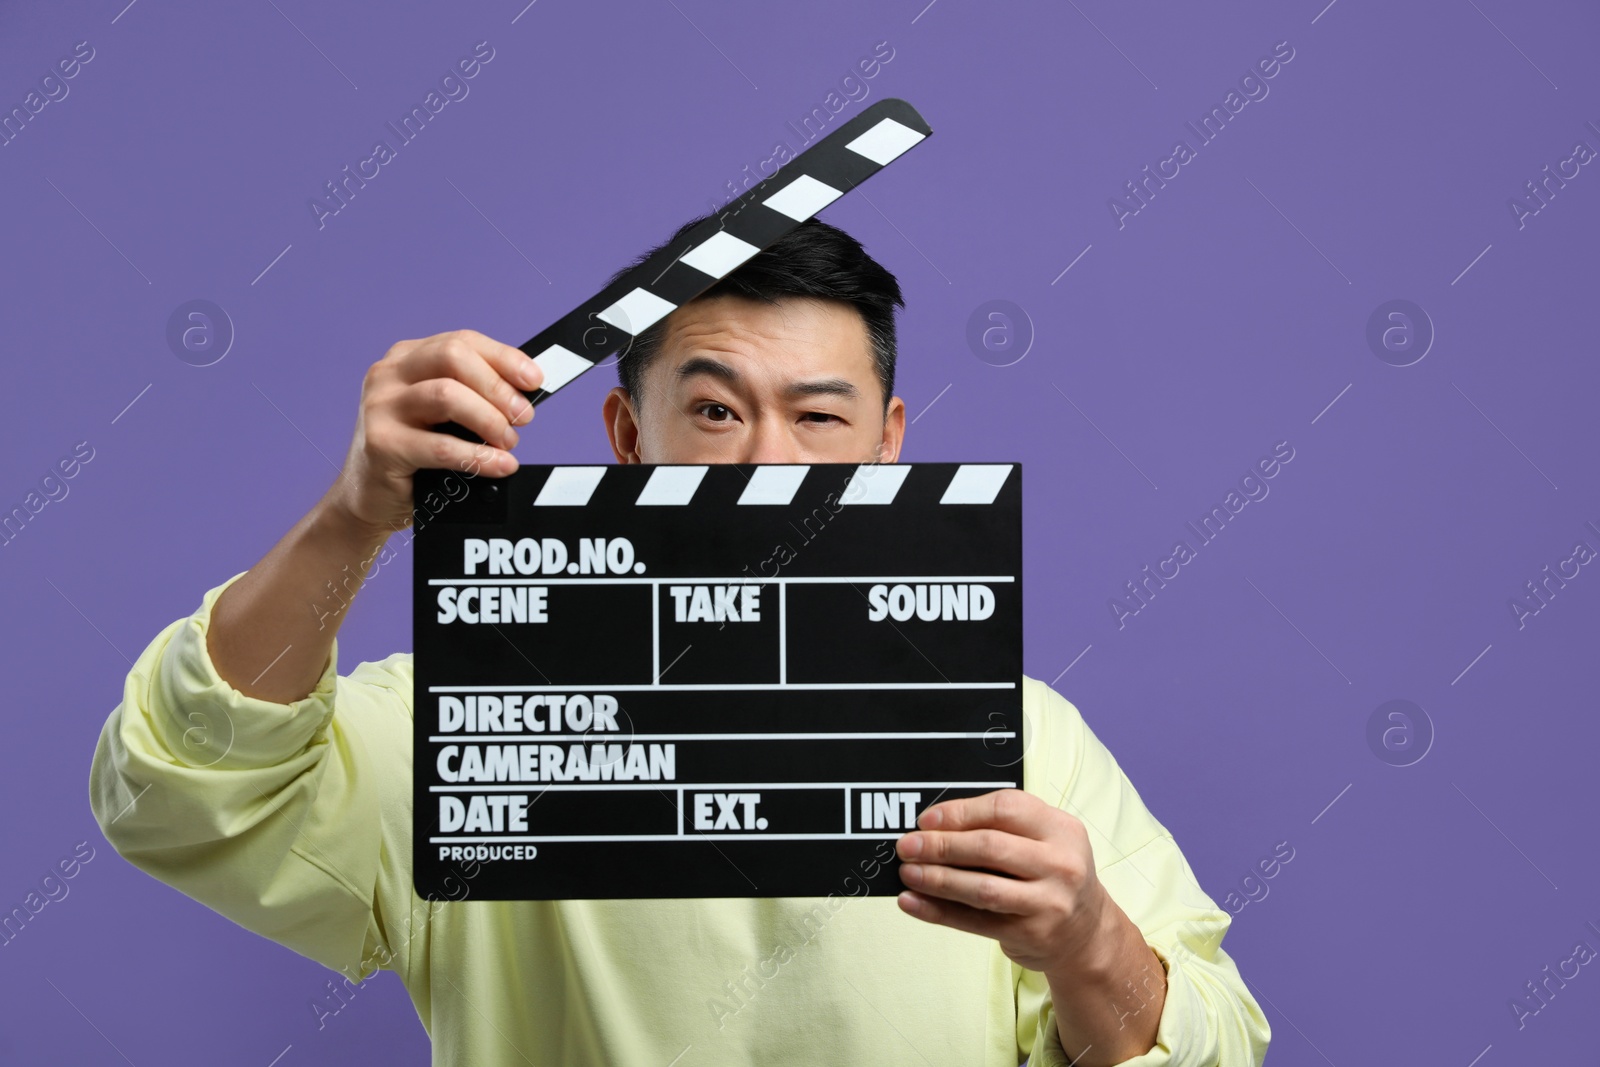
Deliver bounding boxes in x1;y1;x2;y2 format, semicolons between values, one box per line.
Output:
88;569;1269;1066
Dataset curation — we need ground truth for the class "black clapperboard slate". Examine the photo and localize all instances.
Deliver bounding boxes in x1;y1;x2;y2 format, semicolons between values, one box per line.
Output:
406;97;1028;898
411;462;1022;899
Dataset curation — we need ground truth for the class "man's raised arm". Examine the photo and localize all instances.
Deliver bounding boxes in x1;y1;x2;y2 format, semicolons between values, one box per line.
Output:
208;329;543;704
87;330;543;977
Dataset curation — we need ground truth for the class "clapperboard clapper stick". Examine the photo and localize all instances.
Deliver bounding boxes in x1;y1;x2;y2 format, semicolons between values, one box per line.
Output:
427;96;933;447
412;462;1023;900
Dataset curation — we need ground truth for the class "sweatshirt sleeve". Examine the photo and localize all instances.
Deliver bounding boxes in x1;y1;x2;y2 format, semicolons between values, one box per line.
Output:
87;569;412;984
1015;678;1271;1067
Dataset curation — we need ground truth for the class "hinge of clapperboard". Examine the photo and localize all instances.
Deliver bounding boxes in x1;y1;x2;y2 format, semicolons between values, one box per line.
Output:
423;97;932;523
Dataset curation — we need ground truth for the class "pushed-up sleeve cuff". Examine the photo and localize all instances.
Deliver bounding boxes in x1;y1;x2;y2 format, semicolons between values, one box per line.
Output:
145;569;341;770
1031;943;1205;1067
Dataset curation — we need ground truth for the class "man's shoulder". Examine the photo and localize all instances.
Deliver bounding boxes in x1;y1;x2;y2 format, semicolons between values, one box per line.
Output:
1019;672;1083;722
1016;673;1088;799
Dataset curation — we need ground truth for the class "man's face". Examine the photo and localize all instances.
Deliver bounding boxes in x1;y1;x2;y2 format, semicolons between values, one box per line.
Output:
602;293;906;466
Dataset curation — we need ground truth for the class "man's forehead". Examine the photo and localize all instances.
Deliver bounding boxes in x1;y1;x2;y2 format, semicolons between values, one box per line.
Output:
653;294;874;382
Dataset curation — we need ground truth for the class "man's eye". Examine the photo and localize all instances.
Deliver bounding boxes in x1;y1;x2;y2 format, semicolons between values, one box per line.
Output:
803;412;841;424
697;403;732;422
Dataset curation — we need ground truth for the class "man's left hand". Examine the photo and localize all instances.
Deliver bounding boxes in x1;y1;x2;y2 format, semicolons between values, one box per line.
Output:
894;788;1115;975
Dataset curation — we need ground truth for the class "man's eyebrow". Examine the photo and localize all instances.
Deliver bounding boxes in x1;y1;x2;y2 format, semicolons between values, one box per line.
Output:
673;357;862;401
674;356;741;386
785;377;860;401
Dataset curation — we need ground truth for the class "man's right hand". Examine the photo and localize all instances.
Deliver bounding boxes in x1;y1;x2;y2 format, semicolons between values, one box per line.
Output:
205;329;543;703
322;329;544;537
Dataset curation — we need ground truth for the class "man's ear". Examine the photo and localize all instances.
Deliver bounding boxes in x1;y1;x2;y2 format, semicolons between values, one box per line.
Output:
603;387;643;464
877;395;906;464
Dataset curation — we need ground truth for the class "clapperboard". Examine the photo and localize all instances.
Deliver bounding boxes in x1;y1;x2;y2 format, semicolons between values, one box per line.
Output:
412;462;1022;899
410;96;1026;898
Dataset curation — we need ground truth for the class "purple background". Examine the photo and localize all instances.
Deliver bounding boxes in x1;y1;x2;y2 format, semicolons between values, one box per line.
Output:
3;0;1596;1063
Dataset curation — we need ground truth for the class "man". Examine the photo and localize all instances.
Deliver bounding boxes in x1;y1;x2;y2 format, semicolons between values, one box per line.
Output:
89;215;1270;1065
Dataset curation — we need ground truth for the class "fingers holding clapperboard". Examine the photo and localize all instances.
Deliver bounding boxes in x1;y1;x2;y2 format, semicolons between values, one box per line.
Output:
896;789;1114;976
324;328;545;540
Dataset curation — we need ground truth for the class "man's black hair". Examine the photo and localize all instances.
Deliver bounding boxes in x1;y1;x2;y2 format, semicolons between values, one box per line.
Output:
605;213;904;417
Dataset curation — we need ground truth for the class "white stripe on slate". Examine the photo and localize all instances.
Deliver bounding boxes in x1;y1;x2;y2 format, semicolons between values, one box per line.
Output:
940;464;1013;505
763;174;844;221
840;463;911;504
845;118;926;166
532;344;593;393
534;466;608;506
636;465;709;505
680;231;763;279
597;288;678;335
738;465;810;505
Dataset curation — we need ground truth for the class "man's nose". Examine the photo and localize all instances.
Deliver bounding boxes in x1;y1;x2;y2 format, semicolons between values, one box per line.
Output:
735;420;804;465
